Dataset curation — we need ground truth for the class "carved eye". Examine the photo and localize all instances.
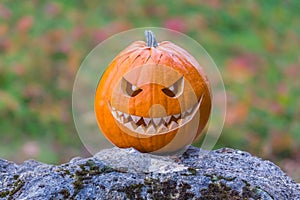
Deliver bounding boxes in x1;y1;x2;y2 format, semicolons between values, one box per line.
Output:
121;77;142;97
162;77;184;98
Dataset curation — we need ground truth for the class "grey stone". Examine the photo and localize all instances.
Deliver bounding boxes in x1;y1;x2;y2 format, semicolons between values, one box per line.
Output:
0;146;299;199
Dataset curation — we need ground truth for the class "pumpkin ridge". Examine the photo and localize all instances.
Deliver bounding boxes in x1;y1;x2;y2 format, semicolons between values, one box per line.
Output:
157;46;177;68
115;49;141;75
173;54;210;98
164;45;195;67
157;53;164;65
127;48;144;62
146;48;162;65
129;53;145;69
162;45;199;76
143;54;151;64
157;52;174;70
130;48;151;67
160;43;208;82
159;46;174;68
130;54;141;67
119;46;141;57
115;55;130;72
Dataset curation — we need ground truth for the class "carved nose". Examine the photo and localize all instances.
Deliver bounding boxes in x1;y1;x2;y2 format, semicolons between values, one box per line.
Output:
148;104;167;118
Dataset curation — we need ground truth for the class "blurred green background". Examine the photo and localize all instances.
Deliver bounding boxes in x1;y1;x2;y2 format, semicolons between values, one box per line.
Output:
0;0;299;181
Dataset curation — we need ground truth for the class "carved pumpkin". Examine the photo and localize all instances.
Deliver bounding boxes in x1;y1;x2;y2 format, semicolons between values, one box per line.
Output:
94;30;211;154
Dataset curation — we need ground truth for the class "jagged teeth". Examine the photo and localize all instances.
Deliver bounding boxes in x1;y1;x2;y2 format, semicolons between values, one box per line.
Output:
123;113;130;123
173;114;180;119
123;113;129;119
146;124;156;134
124;121;137;130
119;116;125;123
112;111;118;119
135;126;145;134
157;124;168;132
131;115;141;123
168;121;178;129
163;116;171;123
152;118;161;126
177;119;183;125
117;111;122;116
144;118;151;126
110;98;201;134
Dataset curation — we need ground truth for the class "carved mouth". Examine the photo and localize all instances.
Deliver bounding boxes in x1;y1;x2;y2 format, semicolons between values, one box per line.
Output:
109;95;203;135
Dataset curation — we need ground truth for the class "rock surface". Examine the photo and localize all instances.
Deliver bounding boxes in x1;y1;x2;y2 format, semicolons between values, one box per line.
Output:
0;146;299;200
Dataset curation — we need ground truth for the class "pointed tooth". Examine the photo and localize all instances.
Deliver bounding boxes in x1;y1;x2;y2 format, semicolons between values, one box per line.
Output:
163;116;172;123
131;115;141;123
111;111;118;119
127;115;132;121
123;113;130;123
111;107;116;111
152;118;161;126
135;126;145;134
146;124;156;134
124;122;133;130
117;111;123;117
132;122;138;129
157;124;168;133
181;110;188;118
124;122;137;130
120;116;126;123
123;113;129;119
177;119;183;125
144;118;151;126
168;121;178;130
173;114;180;119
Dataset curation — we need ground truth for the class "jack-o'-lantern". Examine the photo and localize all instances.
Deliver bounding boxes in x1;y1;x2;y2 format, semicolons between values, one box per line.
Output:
94;30;211;155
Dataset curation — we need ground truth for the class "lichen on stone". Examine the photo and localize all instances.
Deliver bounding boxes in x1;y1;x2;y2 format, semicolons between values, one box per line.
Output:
0;146;299;199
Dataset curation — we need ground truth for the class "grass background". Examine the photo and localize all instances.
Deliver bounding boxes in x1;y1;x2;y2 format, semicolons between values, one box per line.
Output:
0;0;299;181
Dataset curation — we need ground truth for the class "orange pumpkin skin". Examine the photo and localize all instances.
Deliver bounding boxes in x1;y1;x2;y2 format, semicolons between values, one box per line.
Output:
94;31;211;154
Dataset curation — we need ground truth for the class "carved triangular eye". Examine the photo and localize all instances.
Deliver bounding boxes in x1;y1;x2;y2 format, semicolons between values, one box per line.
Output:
162;77;184;98
121;77;142;97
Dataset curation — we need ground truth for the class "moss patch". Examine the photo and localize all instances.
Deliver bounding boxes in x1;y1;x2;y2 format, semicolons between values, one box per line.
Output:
69;159;117;198
139;178;194;200
10;179;25;198
59;189;70;199
199;175;274;199
117;183;144;199
0;178;25;199
199;182;239;199
0;190;9;198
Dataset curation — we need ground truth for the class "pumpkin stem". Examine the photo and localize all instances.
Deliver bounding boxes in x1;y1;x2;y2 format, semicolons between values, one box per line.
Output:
145;30;158;47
